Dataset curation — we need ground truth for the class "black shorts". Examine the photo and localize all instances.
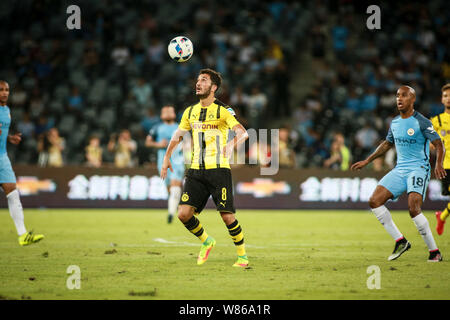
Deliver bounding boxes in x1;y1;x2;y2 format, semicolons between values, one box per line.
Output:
441;169;450;195
180;168;235;214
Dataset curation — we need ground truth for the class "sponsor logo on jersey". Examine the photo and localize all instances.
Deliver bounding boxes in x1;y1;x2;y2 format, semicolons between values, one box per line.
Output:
395;137;417;144
192;123;219;130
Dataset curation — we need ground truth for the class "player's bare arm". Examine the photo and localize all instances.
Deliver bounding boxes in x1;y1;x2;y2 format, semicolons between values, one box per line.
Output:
145;135;168;149
160;128;187;179
351;140;393;171
223;124;248;158
432;138;446;180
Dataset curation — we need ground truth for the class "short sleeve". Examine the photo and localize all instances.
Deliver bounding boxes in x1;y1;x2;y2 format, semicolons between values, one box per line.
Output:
418;116;441;142
178;107;191;131
386;126;394;143
149;125;158;139
223;106;240;129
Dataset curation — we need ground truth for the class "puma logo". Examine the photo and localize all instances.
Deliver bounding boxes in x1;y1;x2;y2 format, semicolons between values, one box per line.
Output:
220;202;226;207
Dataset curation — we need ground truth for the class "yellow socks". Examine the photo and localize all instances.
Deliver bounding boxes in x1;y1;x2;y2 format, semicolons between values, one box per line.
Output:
183;216;209;243
227;220;246;257
441;206;450;221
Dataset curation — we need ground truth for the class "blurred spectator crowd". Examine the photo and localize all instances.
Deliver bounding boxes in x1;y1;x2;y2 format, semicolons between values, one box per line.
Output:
287;0;449;170
0;0;448;170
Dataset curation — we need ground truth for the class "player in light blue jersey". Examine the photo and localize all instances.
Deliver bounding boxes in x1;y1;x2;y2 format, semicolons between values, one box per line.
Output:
352;86;446;262
146;105;185;223
0;81;44;246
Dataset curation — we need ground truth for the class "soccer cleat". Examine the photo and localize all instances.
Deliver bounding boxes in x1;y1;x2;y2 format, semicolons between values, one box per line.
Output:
387;238;411;261
435;211;446;235
232;255;249;268
197;237;216;265
428;250;443;262
18;231;44;246
167;214;173;224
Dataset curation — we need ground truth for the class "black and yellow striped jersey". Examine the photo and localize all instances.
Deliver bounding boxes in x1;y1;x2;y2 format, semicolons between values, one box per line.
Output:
179;99;240;170
431;112;450;169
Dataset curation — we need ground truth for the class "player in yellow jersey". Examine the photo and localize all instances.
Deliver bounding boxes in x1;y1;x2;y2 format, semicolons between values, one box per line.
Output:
160;69;249;267
432;83;450;235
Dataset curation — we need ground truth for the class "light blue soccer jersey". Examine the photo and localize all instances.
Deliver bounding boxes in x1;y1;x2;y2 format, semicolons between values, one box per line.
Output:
0;105;16;183
151;122;185;184
386;111;440;170
0;105;11;155
379;111;441;201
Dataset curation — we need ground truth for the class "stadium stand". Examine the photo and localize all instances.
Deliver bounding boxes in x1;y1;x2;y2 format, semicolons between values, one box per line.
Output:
0;0;448;169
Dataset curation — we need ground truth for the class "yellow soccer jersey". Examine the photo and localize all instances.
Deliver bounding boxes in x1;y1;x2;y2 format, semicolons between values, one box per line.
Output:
179;99;240;169
431;112;450;169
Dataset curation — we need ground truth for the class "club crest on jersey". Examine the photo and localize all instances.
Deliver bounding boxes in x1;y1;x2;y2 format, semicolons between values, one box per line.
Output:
442;130;446;136
407;128;415;136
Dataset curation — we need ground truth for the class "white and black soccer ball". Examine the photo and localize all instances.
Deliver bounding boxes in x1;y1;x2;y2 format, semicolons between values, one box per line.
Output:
168;36;194;62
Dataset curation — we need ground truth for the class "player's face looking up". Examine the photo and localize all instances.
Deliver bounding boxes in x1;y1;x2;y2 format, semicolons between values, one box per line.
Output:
442;89;450;109
396;86;415;113
0;81;9;105
195;74;216;99
161;106;176;122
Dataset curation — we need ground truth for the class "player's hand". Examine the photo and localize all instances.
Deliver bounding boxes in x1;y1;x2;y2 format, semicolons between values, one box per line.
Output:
435;163;447;180
350;159;369;171
8;133;22;145
160;157;173;180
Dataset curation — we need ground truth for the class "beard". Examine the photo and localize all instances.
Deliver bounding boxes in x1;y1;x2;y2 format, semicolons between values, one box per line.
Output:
196;86;212;99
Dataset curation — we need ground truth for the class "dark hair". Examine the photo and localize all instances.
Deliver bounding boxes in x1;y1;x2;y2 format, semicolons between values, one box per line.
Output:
89;134;99;141
442;83;450;92
199;68;222;92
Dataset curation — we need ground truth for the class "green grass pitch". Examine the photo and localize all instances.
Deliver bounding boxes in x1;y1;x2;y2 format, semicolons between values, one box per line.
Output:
0;209;449;300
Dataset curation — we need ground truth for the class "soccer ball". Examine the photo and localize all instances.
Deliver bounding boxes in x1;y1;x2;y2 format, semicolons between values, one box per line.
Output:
168;36;194;62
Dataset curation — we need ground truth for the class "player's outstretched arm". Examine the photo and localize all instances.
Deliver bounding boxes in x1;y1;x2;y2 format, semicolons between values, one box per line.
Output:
145;135;168;149
351;140;393;171
224;124;248;158
431;138;447;180
160;128;187;179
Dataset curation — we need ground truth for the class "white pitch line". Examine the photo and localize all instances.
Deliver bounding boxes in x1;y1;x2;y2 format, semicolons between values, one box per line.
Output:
152;237;267;249
153;237;198;247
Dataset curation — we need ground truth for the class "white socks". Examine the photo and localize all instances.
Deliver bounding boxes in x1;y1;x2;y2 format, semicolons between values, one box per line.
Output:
168;186;182;217
412;213;438;252
7;189;27;236
371;205;403;241
372;206;439;252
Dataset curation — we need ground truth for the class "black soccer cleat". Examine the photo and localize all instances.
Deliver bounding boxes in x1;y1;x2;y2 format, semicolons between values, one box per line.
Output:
388;238;411;261
167;214;173;224
428;250;443;262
